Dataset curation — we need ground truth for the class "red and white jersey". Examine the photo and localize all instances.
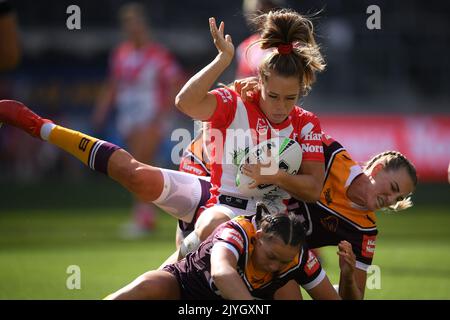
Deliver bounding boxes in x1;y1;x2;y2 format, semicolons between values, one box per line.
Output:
236;34;273;78
110;41;181;134
206;87;324;215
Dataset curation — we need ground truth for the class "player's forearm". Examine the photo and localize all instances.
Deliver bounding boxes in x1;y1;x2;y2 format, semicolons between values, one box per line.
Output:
211;267;254;300
274;171;322;202
338;273;364;300
175;53;231;118
93;82;116;126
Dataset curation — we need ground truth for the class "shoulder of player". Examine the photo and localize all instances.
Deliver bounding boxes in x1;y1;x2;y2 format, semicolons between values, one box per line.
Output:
214;217;255;249
290;106;321;128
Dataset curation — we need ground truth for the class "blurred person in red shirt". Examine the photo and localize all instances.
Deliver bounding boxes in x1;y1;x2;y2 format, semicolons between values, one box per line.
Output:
235;0;285;79
92;3;183;237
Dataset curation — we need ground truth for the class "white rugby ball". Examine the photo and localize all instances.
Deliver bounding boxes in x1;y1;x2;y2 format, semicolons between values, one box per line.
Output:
235;137;302;198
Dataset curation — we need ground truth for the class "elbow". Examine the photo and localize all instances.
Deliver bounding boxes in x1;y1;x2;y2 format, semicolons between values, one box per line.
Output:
211;268;232;289
211;270;225;285
175;89;192;114
174;92;184;112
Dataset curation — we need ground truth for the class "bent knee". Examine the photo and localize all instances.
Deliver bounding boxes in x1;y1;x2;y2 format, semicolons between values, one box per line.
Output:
195;211;230;240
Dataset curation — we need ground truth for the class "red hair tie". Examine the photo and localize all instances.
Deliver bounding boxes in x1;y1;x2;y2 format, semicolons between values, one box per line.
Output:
277;43;293;55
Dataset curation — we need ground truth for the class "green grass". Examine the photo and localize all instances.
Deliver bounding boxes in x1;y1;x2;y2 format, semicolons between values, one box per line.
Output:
0;193;449;299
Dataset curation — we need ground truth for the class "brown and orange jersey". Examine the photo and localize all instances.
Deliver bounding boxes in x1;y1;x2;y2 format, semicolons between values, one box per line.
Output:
179;130;211;176
164;216;325;299
288;134;378;270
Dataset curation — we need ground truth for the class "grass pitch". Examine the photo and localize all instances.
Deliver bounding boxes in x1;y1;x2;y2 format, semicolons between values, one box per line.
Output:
0;181;449;299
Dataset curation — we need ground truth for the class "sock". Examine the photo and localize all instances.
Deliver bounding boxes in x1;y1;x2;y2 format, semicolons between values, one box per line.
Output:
47;125;121;175
179;231;201;258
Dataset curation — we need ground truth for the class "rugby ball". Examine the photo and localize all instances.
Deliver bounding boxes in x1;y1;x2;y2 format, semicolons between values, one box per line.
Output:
235;137;302;198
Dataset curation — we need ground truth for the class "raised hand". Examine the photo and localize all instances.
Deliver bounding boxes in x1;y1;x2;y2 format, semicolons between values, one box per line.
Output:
209;17;234;63
233;77;259;102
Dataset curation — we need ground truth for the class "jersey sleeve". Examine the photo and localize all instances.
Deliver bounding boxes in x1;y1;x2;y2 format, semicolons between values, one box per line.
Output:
294;249;327;290
207;87;238;129
212;222;246;261
297;111;325;163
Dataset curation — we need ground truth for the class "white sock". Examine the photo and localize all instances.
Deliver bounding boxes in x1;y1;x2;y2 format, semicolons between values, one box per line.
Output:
179;231;201;258
40;122;56;141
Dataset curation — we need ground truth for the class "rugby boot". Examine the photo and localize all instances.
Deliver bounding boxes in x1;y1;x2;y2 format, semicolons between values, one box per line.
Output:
0;99;52;140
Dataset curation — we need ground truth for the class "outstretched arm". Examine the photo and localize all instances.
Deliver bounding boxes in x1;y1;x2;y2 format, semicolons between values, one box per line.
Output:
210;244;254;300
306;275;341;300
175;17;234;121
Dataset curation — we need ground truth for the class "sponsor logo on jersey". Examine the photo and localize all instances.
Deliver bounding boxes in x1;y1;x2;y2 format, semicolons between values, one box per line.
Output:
256;118;268;135
304;250;320;276
362;235;377;258
303;132;322;141
181;162;205;176
301;143;324;154
216;88;233;103
320;216;339;233
220;228;245;252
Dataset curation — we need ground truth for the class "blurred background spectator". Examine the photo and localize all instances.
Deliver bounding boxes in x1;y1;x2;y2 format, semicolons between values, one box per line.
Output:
91;3;183;237
0;0;21;71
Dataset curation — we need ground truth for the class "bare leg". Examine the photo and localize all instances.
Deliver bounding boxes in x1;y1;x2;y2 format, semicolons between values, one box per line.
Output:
105;270;181;300
107;149;164;202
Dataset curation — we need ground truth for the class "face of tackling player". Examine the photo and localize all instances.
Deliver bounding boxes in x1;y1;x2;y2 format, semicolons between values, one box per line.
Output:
252;232;299;274
366;164;415;211
258;72;300;124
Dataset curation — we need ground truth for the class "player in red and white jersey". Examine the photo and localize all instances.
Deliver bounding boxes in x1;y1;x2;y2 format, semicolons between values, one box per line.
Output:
175;10;327;258
106;206;341;300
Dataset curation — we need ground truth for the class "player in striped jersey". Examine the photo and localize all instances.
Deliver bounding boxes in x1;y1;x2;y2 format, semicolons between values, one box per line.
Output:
175;10;327;259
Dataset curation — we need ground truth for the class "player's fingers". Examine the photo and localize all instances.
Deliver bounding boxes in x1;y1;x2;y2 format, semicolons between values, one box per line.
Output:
225;34;232;43
234;80;242;93
219;21;225;37
241;83;250;97
248;181;257;189
209;18;218;39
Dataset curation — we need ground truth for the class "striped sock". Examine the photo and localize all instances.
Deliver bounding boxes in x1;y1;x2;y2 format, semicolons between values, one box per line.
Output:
48;125;121;175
